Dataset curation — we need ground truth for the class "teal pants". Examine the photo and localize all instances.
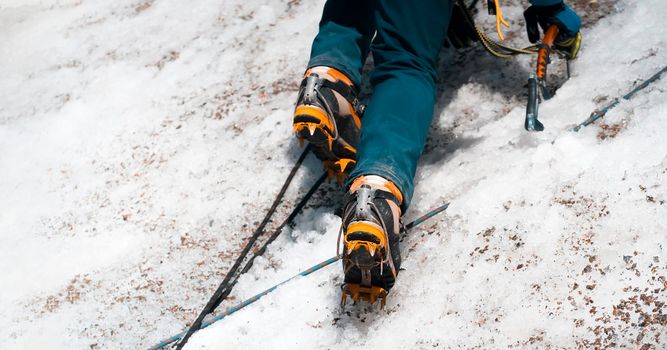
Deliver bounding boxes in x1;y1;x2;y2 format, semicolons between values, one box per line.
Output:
308;0;453;210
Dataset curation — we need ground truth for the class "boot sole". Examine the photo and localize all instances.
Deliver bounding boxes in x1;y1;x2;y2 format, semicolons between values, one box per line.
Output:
343;244;396;292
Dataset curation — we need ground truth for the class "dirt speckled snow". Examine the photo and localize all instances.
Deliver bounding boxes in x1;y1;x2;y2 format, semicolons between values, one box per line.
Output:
0;0;665;349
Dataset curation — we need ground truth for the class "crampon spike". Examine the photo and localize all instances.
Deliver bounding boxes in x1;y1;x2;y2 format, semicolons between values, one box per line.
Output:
341;283;388;308
321;160;350;185
367;243;377;257
335;158;355;174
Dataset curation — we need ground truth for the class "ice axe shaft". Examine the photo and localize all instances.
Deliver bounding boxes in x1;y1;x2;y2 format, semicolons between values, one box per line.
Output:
525;74;543;131
525;25;559;132
536;25;558;81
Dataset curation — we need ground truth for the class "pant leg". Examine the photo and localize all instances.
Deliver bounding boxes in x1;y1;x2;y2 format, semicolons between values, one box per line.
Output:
348;0;453;210
307;0;376;87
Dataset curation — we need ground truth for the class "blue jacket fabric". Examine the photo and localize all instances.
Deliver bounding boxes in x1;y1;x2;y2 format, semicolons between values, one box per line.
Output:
530;0;582;36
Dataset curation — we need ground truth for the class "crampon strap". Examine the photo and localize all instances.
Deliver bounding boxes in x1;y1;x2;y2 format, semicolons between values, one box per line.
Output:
299;75;365;116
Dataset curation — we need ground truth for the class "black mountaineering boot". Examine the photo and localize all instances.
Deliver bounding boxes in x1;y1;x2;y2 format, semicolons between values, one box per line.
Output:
293;66;363;182
339;175;403;308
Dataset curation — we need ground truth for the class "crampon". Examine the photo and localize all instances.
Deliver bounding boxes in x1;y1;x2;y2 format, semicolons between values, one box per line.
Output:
338;176;403;308
293;66;363;183
340;233;392;308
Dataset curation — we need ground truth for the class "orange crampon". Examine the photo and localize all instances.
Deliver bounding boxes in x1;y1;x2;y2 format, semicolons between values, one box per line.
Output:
293;66;363;182
338;176;404;308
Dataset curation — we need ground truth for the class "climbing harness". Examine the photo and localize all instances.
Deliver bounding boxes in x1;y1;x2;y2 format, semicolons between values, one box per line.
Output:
573;65;667;131
149;203;449;350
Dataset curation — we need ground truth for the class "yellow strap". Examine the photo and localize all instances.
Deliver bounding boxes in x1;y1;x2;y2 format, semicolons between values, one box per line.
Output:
456;0;536;58
492;0;510;41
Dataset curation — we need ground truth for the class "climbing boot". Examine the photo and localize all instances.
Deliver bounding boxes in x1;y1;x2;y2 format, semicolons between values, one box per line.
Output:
338;175;403;308
554;31;582;59
293;66;363;181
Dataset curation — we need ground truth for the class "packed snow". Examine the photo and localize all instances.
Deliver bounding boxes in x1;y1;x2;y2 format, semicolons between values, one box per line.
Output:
0;0;665;349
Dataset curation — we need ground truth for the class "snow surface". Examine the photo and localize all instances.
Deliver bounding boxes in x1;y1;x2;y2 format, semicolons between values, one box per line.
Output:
0;0;665;349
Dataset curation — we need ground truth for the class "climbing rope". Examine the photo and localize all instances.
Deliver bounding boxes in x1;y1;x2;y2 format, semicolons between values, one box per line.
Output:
149;202;450;350
174;146;317;349
458;0;539;59
490;0;510;41
213;172;328;308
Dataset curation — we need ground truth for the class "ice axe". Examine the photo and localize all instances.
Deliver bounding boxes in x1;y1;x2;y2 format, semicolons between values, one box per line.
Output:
525;24;559;132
